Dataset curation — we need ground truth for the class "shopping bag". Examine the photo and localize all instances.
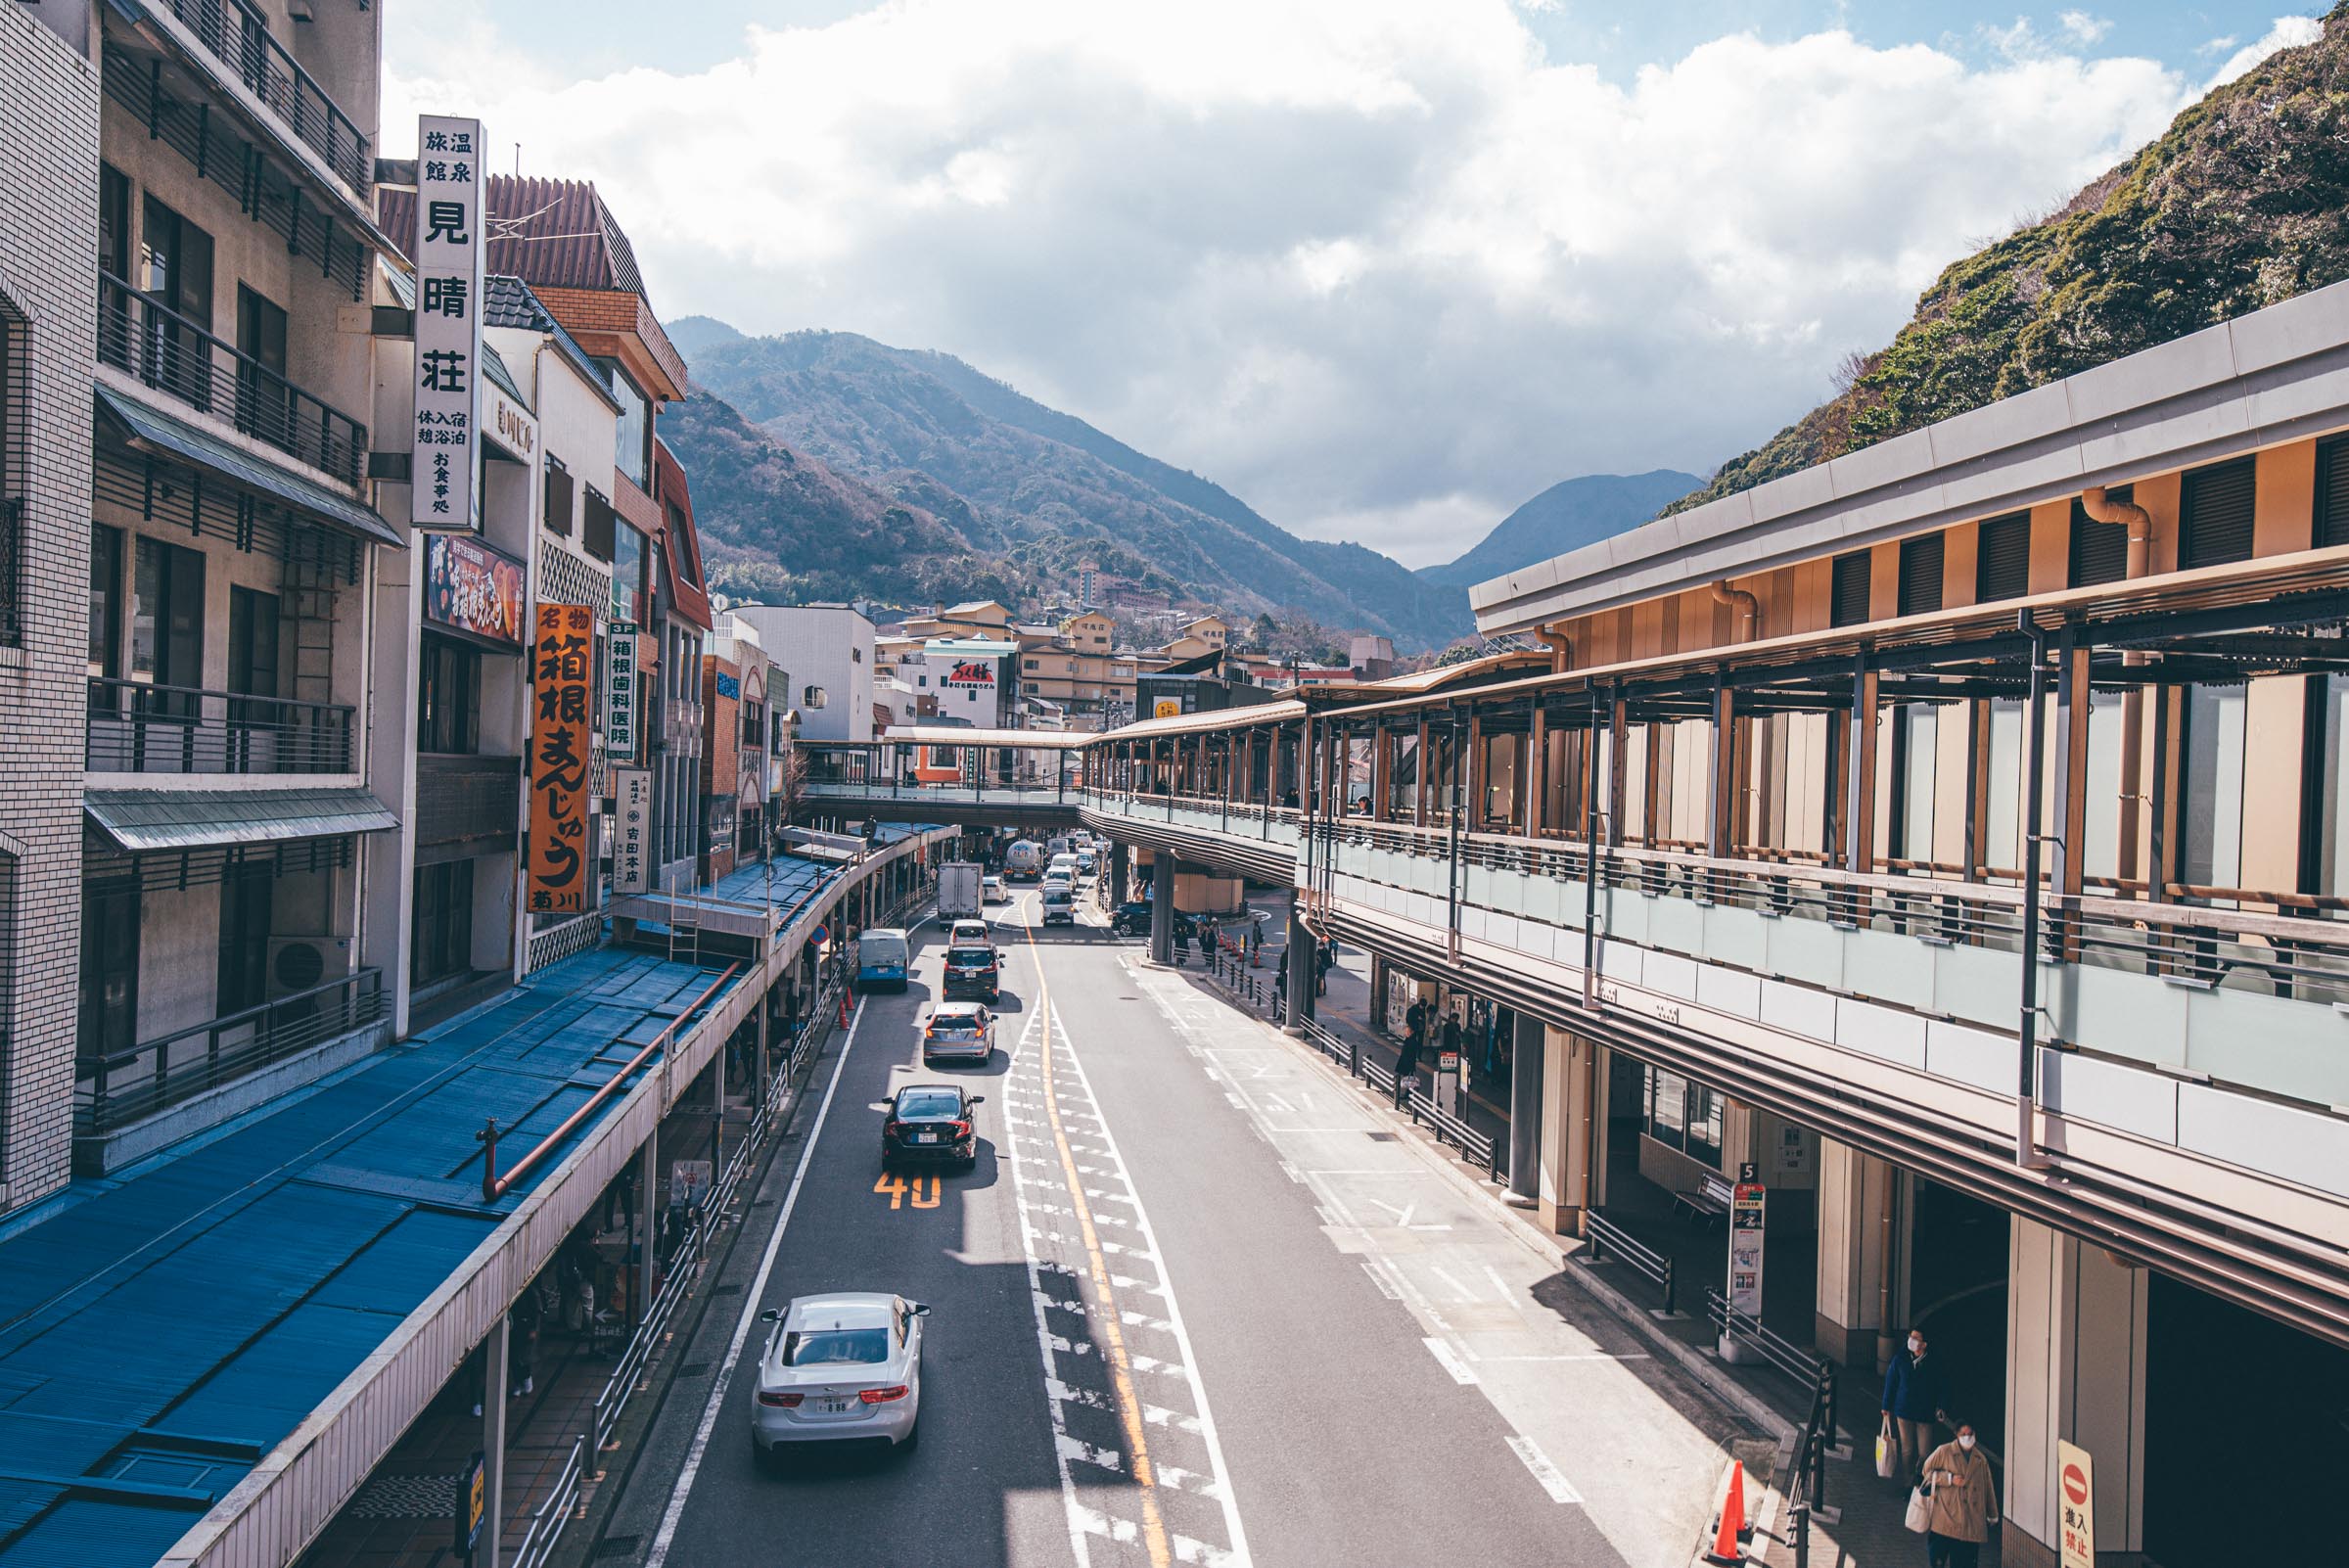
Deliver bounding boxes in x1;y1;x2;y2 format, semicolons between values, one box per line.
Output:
1905;1484;1933;1533
1875;1429;1898;1480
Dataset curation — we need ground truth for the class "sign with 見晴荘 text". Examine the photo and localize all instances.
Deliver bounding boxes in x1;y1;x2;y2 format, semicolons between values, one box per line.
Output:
606;620;638;764
411;114;485;530
612;766;650;896
2057;1440;2095;1568
528;605;594;913
423;533;524;646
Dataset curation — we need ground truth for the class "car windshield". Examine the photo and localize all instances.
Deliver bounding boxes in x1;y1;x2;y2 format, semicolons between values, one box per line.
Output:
898;1089;963;1117
1043;890;1071;903
947;947;993;965
782;1325;891;1366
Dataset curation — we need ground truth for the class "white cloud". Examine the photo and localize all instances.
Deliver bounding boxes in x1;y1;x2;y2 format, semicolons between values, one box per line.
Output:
2057;12;2111;46
388;1;2231;569
2206;16;2324;90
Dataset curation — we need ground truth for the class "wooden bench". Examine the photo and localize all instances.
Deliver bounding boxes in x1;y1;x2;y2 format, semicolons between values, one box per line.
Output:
1672;1170;1735;1227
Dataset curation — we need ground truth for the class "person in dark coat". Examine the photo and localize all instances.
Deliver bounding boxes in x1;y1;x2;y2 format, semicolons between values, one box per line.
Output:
1395;1007;1425;1108
1881;1325;1949;1486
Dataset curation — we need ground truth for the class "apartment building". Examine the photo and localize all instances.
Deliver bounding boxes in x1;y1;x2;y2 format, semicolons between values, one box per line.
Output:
1018;607;1139;729
733;602;876;742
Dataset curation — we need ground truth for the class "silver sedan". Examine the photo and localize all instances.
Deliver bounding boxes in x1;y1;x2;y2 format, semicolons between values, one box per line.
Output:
752;1292;928;1458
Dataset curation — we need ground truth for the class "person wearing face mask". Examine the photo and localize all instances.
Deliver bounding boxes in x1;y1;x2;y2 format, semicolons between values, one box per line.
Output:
1918;1421;2000;1566
1880;1326;1948;1486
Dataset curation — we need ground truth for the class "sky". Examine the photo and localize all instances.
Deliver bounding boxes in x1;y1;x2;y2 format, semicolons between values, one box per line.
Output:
386;3;2329;569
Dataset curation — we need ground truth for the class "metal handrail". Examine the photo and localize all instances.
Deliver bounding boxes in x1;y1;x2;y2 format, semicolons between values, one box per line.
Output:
1405;1084;1500;1180
1584;1211;1677;1316
97;271;369;484
1705;1285;1833;1392
74;968;384;1133
86;675;355;774
160;0;371;189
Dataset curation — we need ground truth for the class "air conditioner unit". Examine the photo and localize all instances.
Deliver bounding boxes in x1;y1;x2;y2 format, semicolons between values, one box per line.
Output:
266;935;351;1001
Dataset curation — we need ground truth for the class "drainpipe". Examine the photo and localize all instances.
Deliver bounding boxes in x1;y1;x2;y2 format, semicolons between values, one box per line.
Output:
1538;624;1575;673
1709;580;1759;643
2080;486;2154;892
2015;611;2056;1170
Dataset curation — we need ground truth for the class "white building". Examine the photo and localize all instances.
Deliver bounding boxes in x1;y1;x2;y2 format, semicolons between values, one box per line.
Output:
730;603;875;743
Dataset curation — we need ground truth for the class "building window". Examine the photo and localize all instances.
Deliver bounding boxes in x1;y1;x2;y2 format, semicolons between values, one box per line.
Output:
132;535;205;706
216;867;273;1017
583;485;618;564
138;196;215;409
1974;512;2031;603
1896;533;1943;617
852;647;862;664
543;456;574;536
411;858;476;988
2183;682;2245;893
88;524;122;691
599;358;651;489
79;879;141;1055
417;633;482;754
2069;488;2131;587
2180;457;2256;570
610;519;645;623
1640;1063;1724;1166
1828;550;1871;627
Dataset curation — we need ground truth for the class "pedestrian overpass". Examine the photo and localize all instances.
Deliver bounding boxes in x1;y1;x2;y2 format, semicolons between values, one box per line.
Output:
799;727;1091;830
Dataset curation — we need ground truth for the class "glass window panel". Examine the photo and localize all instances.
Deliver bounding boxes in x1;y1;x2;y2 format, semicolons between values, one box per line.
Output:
2321;676;2349;898
2184;684;2245;891
1986;699;2023;873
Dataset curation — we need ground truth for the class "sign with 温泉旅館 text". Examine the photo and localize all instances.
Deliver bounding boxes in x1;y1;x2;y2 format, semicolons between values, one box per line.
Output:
527;605;594;913
412;115;485;531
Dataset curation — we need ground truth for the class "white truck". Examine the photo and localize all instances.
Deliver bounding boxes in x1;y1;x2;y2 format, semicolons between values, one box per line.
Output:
938;860;984;921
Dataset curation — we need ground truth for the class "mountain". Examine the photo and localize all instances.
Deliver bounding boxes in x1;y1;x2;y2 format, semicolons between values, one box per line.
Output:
1667;7;2349;517
1417;470;1703;588
661;325;1471;651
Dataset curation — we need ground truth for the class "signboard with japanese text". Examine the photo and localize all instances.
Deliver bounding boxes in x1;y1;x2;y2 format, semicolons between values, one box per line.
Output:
612;766;651;896
2057;1441;2095;1568
1727;1164;1766;1319
455;1452;485;1559
942;659;994;689
606;620;639;763
526;604;594;913
411;114;485;530
423;532;525;646
1154;697;1182;719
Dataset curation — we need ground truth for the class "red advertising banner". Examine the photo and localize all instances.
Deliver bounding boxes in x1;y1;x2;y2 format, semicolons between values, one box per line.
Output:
424;532;527;646
527;604;594;913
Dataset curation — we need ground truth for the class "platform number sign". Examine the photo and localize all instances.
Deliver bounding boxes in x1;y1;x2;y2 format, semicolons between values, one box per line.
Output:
2057;1440;2096;1568
411;115;486;531
1727;1163;1766;1320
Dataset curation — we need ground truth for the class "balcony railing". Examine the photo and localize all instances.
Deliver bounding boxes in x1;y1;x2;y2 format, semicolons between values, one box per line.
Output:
74;967;385;1136
160;0;370;190
417;754;524;849
87;676;354;775
98;271;368;484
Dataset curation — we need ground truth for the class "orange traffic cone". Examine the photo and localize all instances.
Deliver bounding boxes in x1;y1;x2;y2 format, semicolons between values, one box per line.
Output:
1703;1459;1748;1565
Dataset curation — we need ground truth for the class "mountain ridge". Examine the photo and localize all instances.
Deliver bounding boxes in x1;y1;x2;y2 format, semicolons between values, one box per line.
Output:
1417;470;1703;589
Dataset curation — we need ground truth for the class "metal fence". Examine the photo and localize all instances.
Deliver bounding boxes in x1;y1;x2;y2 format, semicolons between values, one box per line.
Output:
1583;1210;1678;1317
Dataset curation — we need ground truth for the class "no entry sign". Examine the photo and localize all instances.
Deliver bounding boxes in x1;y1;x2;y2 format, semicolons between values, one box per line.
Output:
2057;1440;2096;1568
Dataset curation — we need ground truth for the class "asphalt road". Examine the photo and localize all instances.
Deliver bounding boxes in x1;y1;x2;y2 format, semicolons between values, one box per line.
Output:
621;890;1723;1567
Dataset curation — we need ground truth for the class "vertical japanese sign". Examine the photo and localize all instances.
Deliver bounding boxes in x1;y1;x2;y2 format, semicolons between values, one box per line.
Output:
612;765;651;895
606;620;639;763
1727;1163;1766;1320
528;604;593;913
411;115;485;531
2057;1441;2096;1568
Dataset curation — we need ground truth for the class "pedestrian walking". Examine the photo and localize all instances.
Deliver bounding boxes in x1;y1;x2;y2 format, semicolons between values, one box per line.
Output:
1917;1421;2000;1567
1274;947;1289;993
1314;938;1334;996
1395;1013;1423;1108
1880;1326;1948;1486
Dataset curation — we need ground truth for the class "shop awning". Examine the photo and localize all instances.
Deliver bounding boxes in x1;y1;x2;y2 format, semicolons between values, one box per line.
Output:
95;385;403;548
85;786;401;853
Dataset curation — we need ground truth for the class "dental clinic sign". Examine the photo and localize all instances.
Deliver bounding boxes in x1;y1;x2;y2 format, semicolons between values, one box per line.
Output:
410;115;485;532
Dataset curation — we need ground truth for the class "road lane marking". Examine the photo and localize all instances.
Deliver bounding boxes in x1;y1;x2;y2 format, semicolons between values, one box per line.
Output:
644;995;867;1568
1506;1434;1584;1503
1423;1336;1480;1385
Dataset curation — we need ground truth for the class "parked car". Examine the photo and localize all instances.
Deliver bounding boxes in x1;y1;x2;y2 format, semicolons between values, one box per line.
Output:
941;944;1001;1001
753;1293;927;1458
882;1082;985;1166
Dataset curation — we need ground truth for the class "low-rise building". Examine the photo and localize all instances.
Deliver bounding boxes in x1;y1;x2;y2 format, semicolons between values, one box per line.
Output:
731;602;876;742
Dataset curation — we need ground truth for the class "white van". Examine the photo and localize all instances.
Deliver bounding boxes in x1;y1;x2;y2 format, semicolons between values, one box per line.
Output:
855;928;910;991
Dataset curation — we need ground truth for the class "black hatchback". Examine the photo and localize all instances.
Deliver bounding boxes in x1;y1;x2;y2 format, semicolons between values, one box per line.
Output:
942;945;1000;1000
882;1084;984;1172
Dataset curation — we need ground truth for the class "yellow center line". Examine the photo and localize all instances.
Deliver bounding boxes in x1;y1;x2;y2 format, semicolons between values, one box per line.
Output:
1019;901;1173;1568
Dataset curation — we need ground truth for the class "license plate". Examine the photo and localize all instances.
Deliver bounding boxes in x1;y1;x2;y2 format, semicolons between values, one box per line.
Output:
915;1130;938;1143
819;1398;851;1413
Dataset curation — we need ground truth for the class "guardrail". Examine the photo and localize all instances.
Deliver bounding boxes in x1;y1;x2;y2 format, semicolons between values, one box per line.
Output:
1704;1285;1836;1399
1583;1211;1679;1317
1405;1084;1500;1180
1781;1355;1843;1566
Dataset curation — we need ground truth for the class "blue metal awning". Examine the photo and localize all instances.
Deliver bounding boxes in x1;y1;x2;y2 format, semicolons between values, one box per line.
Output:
94;386;402;549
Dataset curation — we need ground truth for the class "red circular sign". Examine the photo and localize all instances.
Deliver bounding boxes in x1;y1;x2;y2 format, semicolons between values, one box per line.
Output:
2061;1462;2089;1506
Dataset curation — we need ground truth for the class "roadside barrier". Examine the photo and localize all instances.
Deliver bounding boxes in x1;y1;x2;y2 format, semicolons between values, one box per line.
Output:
1583;1211;1679;1318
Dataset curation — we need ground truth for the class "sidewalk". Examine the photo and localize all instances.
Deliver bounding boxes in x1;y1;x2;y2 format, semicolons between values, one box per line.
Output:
1210;898;1991;1567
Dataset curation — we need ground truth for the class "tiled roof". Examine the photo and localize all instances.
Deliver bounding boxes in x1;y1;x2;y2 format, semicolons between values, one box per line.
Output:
381;177;646;298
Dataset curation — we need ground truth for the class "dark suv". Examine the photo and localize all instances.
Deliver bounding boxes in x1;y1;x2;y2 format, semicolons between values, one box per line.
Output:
942;945;1000;1000
1110;901;1194;940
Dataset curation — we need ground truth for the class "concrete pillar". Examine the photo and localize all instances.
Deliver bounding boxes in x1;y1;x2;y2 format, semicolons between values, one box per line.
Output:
1536;1026;1598;1234
1283;899;1315;1032
2004;1217;2149;1567
1814;1136;1900;1370
712;1044;727;1174
482;1314;509;1566
755;976;772;1101
1108;843;1128;904
1506;1012;1543;1202
1149;853;1175;965
636;1128;659;1325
